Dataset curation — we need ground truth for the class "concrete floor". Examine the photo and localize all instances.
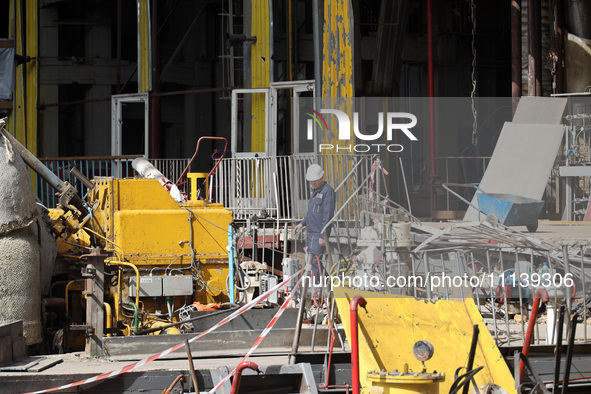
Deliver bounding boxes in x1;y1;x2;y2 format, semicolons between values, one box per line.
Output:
0;353;289;377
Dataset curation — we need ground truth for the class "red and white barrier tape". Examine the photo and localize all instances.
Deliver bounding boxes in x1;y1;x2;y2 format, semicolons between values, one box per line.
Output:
26;273;298;394
208;274;305;393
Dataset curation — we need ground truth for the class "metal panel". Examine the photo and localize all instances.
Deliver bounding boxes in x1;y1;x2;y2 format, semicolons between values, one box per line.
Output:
559;166;591;176
162;275;193;296
512;96;567;124
190;308;299;332
464;122;564;221
259;274;278;304
129;276;163;297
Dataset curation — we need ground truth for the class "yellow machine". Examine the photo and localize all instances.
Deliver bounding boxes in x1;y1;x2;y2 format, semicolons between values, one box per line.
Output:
1;128;234;346
334;288;516;394
50;176;232;338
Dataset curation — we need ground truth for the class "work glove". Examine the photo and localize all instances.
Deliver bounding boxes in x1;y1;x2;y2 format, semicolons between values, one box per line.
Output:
318;237;325;247
294;223;303;234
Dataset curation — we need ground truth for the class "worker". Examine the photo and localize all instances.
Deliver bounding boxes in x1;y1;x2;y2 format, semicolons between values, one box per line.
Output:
294;164;336;279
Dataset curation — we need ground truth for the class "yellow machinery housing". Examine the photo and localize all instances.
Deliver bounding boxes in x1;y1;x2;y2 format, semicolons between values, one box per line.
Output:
51;176;232;337
334;288;516;394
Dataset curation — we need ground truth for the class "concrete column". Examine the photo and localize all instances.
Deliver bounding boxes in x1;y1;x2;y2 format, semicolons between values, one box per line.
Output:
84;4;111;156
38;6;59;157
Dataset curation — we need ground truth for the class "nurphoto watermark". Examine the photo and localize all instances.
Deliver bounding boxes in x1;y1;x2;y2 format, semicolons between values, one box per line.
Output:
302;271;575;293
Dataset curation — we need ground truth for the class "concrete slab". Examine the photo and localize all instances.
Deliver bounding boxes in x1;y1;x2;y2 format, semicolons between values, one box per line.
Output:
103;327;330;360
0;320;23;339
0;357;40;372
11;335;26;360
190;307;299;331
0;353;318;393
512;96;567;124
464;122;564;221
0;353;288;376
27;357;63;372
0;337;12;366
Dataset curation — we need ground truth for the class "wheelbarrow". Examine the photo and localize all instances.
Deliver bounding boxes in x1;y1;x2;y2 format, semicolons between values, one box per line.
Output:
441;184;544;232
474;186;544;232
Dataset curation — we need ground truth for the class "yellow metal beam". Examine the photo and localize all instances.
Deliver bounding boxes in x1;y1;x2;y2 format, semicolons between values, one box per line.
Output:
138;0;152;93
250;0;271;153
322;0;354;153
8;0;38;157
323;0;354;100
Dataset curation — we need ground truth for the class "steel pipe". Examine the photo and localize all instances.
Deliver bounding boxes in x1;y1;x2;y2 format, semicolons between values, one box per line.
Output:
185;339;199;393
562;312;580;394
162;374;186;394
106;260;141;312
175;136;228;189
519;288;549;380
231;361;260;393
1;128;65;192
553;304;566;393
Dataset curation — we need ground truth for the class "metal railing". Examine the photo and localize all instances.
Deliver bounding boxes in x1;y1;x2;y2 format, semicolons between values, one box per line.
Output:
433;156;491;211
213;154;375;221
36;156;190;208
404;224;590;347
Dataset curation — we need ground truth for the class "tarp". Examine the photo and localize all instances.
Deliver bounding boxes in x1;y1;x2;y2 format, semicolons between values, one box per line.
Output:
0;47;14;101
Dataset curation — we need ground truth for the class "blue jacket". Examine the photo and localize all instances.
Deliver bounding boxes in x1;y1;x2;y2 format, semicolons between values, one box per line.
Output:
301;182;336;255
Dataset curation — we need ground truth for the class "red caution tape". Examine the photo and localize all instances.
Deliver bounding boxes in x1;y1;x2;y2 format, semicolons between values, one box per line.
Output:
27;272;299;394
208;274;305;393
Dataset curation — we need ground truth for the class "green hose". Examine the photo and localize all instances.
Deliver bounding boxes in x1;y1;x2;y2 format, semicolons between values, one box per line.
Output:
126;302;139;333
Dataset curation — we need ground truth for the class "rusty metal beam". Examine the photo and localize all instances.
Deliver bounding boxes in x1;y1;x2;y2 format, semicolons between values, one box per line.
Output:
555;0;564;93
511;0;522;100
527;0;542;96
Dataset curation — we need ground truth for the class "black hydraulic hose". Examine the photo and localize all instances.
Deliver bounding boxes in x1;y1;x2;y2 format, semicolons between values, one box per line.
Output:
553;304;566;393
561;312;580;394
463;324;480;394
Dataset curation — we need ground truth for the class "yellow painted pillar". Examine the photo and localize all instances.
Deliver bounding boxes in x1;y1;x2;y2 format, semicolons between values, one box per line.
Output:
322;0;354;149
137;0;152;93
250;0;271;153
8;0;38;157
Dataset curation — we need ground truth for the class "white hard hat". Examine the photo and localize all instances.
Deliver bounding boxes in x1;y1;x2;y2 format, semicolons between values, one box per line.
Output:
306;164;324;181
